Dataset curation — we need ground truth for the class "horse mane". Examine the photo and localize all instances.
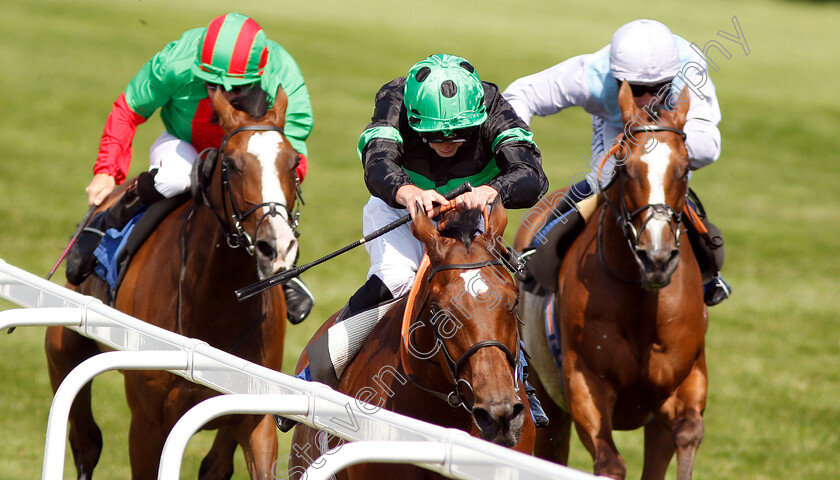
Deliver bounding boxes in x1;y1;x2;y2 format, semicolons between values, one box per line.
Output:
438;208;483;248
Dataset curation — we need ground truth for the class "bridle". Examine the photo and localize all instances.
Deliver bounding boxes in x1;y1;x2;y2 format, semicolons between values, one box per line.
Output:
175;125;302;341
203;124;302;255
598;125;687;282
404;259;521;413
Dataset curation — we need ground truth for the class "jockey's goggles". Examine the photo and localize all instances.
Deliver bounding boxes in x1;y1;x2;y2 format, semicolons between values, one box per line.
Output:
419;126;477;144
206;82;258;96
628;80;673;99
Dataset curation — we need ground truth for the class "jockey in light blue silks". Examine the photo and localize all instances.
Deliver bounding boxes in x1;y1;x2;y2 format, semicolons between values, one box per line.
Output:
503;19;731;306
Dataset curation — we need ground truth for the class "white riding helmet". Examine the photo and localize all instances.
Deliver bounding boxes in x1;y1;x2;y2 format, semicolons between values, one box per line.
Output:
609;19;680;85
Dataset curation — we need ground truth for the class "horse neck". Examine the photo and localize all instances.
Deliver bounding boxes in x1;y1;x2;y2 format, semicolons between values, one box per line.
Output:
403;301;446;377
184;203;259;286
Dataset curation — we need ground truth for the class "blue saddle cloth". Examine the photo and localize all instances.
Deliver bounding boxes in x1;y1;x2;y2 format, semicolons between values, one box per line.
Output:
93;212;145;290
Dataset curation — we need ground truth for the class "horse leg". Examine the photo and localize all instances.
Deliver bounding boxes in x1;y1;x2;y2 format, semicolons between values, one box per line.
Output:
45;326;103;480
288;424;326;478
230;414;278;480
644;404;704;480
672;407;704;480
124;374;168;480
530;370;572;464
198;425;237;480
671;355;707;480
127;408;168;479
565;365;626;479
641;418;675;480
643;353;707;480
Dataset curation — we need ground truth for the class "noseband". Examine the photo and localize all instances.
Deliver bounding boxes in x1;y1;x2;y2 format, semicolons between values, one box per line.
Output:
599;125;686;282
406;259;521;413
205;125;302;255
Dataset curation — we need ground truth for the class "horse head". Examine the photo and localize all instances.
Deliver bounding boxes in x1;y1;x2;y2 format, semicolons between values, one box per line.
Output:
202;86;300;279
611;80;691;288
410;199;526;447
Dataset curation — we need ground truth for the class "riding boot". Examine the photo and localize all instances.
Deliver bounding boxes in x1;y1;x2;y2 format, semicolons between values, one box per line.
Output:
704;273;733;306
684;189;732;306
275;275;394;432
524;183;591;292
66;177;152;285
283;277;315;324
519;345;549;428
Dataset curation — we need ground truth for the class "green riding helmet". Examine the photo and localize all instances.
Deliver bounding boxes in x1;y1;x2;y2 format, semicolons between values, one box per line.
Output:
192;12;268;90
404;54;488;136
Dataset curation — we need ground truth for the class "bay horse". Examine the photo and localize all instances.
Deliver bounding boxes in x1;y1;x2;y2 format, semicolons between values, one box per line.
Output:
45;86;300;479
514;82;707;480
287;201;535;479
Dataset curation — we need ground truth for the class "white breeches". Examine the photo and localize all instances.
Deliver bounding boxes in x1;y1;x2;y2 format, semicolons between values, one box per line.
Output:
148;131;198;198
363;196;425;298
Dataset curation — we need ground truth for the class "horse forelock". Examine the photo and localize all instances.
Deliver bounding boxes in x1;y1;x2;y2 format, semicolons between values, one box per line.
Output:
438;208;483;249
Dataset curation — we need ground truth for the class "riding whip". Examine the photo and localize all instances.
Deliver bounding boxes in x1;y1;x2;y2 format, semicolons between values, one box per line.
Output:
235;182;472;301
7;204;98;334
46;205;98;281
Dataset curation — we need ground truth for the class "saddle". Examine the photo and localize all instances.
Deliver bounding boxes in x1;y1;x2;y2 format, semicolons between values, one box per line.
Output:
97;193;190;302
523;206;586;293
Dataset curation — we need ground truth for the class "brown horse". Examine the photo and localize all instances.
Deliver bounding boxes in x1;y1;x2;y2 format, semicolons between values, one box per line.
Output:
287;201;535;479
514;82;707;480
45;87;300;479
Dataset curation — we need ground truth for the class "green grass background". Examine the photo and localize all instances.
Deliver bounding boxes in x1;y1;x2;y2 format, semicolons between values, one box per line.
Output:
1;0;838;478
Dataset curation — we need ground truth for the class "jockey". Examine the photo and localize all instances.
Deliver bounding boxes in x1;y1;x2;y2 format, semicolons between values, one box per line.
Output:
65;12;316;324
276;54;550;431
503;19;732;306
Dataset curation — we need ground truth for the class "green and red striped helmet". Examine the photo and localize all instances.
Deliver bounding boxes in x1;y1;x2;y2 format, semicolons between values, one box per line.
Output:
193;13;268;90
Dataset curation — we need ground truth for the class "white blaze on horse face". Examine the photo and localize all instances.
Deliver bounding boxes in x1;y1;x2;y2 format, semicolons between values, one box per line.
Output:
640;139;673;249
460;269;489;298
247;131;298;272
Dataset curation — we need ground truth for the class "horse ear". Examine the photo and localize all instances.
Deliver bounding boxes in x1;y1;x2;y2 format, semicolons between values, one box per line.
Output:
212;88;249;131
673;85;690;130
263;85;288;127
483;196;507;242
618;80;639;126
411;203;444;258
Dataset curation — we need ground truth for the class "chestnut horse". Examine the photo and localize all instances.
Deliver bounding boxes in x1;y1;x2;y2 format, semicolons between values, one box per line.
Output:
514;82;707;480
287;201;535;479
45;87;300;479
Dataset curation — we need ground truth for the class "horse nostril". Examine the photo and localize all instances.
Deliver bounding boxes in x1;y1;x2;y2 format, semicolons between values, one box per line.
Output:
474;401;514;430
473;407;495;433
510;402;525;423
256;240;276;261
284;238;298;257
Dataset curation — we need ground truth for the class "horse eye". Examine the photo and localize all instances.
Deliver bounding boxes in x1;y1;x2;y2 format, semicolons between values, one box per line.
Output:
224;157;245;174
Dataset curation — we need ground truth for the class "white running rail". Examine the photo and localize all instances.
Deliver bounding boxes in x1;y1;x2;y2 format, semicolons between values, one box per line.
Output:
0;259;600;480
